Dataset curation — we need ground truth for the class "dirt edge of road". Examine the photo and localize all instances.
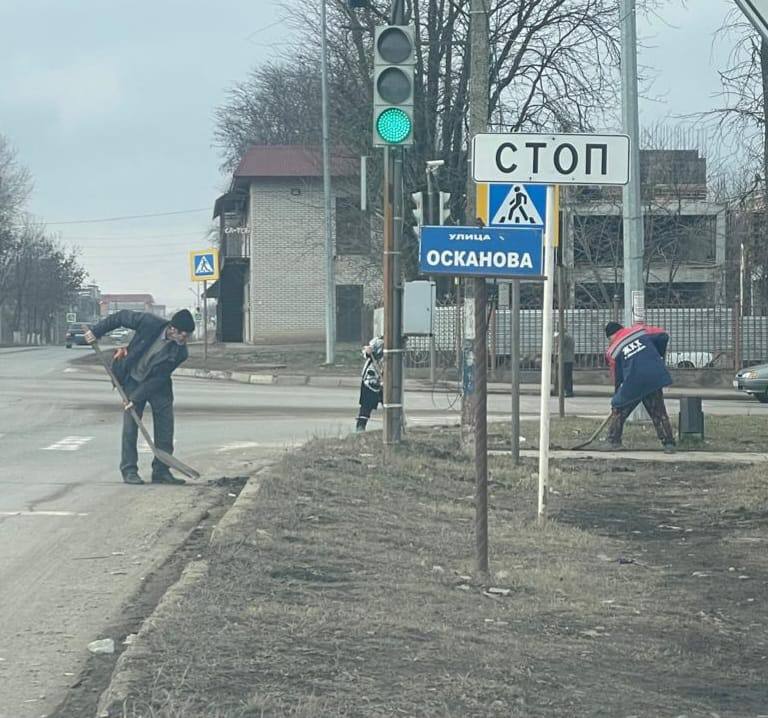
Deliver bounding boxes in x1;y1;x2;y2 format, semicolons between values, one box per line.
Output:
47;476;248;718
70;427;768;718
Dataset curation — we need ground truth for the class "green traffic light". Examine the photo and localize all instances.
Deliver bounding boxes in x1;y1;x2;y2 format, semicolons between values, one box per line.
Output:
376;107;412;144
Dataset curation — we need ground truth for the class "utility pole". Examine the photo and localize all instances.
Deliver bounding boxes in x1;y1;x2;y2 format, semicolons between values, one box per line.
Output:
321;0;336;364
384;147;404;443
465;0;490;581
620;0;644;327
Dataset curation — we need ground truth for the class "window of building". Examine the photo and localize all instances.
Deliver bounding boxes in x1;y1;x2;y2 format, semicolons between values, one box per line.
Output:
336;197;371;255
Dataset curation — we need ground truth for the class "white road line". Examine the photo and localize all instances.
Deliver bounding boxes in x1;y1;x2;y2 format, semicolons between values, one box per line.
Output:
42;436;94;451
0;511;89;517
216;441;263;453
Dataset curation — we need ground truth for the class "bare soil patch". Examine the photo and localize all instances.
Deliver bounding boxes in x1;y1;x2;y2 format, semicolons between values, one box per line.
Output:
91;427;768;717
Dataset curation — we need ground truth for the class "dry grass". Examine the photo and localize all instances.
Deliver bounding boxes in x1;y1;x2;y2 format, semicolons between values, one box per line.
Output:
110;428;768;717
492;413;768;453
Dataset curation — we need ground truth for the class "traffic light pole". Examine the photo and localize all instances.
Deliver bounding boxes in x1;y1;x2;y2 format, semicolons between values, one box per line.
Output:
383;146;403;445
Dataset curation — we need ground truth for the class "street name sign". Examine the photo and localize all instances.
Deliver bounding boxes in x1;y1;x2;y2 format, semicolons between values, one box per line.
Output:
419;225;543;278
472;132;630;186
189;249;220;282
735;0;768;43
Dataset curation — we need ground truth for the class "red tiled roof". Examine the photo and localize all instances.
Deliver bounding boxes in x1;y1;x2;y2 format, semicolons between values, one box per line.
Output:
234;145;357;179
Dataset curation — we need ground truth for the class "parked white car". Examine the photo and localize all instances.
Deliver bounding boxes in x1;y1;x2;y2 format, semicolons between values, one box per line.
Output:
665;351;714;369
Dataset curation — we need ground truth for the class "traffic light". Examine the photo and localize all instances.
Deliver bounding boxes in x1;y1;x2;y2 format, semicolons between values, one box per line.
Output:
410;191;424;226
439;191;451;224
373;24;416;146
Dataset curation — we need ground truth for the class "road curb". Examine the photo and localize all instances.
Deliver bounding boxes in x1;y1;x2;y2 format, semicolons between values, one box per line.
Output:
79;364;743;401
209;467;270;549
94;470;271;716
95;559;210;718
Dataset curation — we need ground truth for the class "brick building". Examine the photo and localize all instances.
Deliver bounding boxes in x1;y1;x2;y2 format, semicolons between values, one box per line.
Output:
212;145;379;344
100;293;156;316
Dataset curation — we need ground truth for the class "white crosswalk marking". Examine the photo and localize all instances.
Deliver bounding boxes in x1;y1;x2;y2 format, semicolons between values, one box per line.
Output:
42;436;94;452
0;511;89;517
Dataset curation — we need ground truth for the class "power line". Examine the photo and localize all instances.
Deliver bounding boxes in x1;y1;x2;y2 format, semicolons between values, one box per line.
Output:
44;207;211;225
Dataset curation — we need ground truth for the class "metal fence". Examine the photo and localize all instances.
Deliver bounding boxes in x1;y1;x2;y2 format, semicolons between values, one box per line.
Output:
406;305;768;370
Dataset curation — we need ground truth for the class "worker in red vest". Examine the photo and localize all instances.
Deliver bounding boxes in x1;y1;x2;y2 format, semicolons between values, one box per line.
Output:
604;321;676;452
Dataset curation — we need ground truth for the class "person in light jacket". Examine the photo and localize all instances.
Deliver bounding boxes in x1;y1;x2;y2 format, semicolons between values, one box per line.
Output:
356;337;384;432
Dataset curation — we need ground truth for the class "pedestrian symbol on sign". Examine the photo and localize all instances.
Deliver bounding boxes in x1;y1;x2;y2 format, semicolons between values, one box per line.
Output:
195;255;215;276
491;184;544;226
190;249;220;282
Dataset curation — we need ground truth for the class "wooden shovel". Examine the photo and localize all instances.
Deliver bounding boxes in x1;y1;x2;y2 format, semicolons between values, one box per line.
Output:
87;329;201;479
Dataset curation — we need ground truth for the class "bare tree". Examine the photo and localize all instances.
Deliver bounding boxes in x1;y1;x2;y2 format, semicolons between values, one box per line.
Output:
215;0;634;278
0;136;86;343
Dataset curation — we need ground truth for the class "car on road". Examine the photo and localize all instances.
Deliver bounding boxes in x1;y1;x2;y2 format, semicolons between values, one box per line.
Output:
64;323;92;348
734;363;768;402
109;327;133;343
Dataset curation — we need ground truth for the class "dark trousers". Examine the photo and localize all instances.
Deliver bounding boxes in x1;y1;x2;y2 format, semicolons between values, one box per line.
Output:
606;388;675;446
553;362;574;396
357;385;382;430
120;378;175;476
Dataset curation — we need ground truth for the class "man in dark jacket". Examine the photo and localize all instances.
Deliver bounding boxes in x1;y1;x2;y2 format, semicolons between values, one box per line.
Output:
85;309;195;484
604;321;675;452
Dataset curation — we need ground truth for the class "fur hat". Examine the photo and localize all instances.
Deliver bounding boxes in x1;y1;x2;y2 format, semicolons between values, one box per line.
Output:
369;337;384;360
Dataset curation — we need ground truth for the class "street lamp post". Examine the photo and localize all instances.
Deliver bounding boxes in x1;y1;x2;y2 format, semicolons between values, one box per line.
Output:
321;0;336;364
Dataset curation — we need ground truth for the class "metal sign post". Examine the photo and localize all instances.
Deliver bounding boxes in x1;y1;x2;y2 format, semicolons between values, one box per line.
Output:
537;186;558;522
472;133;630;523
510;280;521;464
203;280;208;369
735;0;768;43
190;249;219;372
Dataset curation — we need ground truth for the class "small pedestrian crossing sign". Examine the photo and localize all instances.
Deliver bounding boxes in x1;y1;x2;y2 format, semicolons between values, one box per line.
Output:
190;249;220;282
488;183;547;227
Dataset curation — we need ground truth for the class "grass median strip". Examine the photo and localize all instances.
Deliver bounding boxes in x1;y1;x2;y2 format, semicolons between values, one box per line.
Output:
110;427;768;717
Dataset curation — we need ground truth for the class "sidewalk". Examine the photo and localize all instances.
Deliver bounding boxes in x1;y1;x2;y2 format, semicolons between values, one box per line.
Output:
175;365;743;400
70;347;745;400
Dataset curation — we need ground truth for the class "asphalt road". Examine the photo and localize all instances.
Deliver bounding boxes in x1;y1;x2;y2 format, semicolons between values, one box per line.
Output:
0;346;765;716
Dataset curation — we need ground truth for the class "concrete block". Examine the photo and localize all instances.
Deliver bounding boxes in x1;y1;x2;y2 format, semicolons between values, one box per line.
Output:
249;373;275;385
274;374;309;387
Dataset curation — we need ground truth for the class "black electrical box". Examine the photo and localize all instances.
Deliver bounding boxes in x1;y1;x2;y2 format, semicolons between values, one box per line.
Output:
679;397;704;440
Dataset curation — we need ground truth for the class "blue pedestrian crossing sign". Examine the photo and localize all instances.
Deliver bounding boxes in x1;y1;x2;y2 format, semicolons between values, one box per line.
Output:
189;249;220;282
488;183;547;227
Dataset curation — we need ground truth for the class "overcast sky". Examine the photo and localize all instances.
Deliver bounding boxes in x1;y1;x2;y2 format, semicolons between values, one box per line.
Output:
0;0;743;311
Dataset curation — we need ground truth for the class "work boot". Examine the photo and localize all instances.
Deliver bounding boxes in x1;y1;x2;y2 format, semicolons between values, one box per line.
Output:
355;418;367;433
122;471;144;485
151;468;186;485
